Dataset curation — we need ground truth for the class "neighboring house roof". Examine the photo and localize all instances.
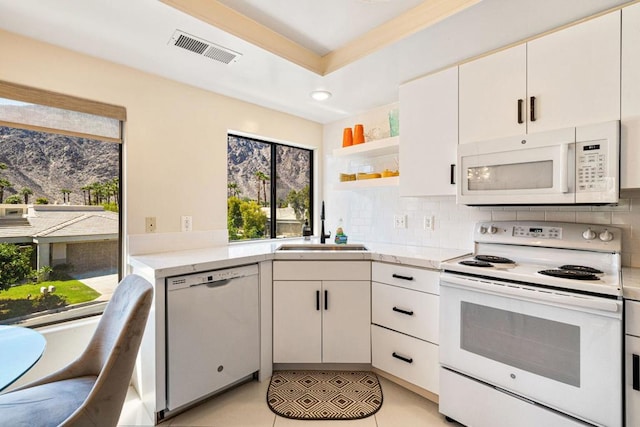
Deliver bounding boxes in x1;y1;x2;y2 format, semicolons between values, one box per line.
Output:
0;205;118;241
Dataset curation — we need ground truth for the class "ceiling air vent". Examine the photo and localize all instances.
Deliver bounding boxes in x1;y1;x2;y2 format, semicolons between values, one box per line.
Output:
169;30;241;65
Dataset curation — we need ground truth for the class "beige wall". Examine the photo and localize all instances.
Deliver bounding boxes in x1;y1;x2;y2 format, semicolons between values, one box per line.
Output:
0;29;323;239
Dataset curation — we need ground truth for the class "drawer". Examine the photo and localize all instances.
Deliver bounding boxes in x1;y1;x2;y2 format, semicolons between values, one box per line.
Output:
628;300;640;337
372;282;438;343
273;261;371;281
371;324;439;393
372;262;439;294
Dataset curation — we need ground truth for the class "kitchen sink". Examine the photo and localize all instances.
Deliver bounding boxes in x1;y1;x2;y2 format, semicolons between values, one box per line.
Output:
277;243;368;251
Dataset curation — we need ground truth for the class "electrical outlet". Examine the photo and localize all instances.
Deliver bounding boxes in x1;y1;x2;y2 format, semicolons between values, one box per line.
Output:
181;215;192;232
394;215;407;229
145;217;156;233
424;215;435;231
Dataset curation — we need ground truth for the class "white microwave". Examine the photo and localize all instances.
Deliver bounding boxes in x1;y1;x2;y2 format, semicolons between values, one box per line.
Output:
457;120;619;206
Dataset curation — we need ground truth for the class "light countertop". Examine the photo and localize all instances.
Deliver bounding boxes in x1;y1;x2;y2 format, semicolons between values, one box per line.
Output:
623;267;640;301
128;238;470;280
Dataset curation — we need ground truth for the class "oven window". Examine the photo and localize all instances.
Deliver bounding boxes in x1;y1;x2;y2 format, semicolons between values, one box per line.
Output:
467;160;553;191
461;302;580;387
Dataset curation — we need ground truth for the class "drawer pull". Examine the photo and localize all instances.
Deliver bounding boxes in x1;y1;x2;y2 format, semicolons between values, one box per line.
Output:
392;352;413;364
634;354;639;391
392;307;414;316
392;273;414;281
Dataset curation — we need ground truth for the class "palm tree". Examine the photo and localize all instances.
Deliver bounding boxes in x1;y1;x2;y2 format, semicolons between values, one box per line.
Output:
81;184;91;205
108;178;119;207
227;182;240;198
61;189;72;204
20;187;33;204
0;177;12;203
255;171;269;206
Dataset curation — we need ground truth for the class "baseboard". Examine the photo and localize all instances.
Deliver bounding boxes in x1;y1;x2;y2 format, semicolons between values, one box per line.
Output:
372;367;439;404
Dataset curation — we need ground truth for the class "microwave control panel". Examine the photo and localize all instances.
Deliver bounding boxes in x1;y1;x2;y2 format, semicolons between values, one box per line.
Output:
576;141;607;192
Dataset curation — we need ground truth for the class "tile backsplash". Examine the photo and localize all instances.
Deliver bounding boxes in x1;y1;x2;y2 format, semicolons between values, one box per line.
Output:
323;103;640;267
324;187;640;267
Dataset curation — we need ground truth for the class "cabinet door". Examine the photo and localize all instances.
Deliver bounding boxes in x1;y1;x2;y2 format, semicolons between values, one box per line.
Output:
527;11;621;134
399;67;458;196
322;281;371;363
627;335;640;427
622;3;640;191
459;44;527;143
273;280;322;363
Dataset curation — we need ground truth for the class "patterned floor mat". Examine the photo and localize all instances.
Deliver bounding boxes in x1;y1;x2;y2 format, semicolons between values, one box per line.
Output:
267;370;383;420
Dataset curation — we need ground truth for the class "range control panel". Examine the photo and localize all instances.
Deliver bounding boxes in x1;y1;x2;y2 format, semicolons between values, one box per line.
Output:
474;221;621;252
513;225;562;239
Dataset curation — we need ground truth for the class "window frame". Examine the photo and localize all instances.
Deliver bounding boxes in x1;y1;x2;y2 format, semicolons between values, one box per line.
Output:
228;132;314;240
0;81;124;327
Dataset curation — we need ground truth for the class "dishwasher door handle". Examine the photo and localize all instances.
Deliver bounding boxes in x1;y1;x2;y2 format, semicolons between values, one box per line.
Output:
202;279;232;288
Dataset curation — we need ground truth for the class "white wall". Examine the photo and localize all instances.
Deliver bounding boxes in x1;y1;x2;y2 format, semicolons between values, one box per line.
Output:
0;29;323;247
323;103;640;268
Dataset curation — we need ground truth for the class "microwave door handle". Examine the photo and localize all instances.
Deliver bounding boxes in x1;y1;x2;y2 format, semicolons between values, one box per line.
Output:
558;143;569;193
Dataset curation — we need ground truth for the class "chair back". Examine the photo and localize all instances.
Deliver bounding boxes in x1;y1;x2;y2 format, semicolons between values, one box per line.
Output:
62;274;153;426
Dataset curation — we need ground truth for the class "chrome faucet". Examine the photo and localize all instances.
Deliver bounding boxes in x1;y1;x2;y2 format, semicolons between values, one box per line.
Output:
320;201;331;244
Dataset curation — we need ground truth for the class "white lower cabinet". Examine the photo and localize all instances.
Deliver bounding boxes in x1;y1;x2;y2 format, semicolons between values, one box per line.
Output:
371;262;440;396
372;325;439;392
627;300;640;427
272;261;371;364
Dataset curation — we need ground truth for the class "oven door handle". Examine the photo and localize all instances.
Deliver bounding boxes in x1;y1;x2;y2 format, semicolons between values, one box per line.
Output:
440;273;621;314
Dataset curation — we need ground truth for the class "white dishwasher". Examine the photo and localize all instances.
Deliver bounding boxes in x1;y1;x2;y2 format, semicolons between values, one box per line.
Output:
166;263;260;411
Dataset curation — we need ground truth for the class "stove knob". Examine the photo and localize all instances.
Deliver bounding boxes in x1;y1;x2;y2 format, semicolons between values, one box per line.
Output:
479;226;488;234
488;226;498;234
599;229;614;242
582;228;597;240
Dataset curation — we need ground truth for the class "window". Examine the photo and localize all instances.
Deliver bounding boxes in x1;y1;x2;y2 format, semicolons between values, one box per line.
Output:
227;134;313;241
0;81;123;326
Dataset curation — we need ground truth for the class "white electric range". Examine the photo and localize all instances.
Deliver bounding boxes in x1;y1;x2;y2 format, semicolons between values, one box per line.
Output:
439;221;623;427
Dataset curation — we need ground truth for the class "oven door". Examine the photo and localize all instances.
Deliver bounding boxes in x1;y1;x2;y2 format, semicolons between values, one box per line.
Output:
457;126;576;205
440;273;622;427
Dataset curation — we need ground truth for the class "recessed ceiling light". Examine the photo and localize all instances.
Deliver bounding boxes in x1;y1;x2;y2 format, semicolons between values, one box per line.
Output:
310;90;332;101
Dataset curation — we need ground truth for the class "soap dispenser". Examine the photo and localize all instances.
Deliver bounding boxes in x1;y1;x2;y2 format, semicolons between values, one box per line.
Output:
335;219;348;244
302;220;312;240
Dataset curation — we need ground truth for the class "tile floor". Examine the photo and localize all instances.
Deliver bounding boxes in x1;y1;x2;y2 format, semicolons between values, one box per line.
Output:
118;376;460;427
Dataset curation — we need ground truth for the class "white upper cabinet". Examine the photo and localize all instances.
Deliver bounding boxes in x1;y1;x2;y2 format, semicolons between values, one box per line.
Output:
527;11;620;134
459;11;621;144
399;67;458;196
459;45;527;144
621;2;640;191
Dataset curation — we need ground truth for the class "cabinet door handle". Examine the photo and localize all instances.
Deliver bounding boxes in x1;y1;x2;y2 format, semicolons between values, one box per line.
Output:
634;354;639;391
517;99;524;124
392;273;414;281
316;290;320;311
530;96;536;122
392;352;413;364
450;164;456;185
392;306;414;316
324;290;328;310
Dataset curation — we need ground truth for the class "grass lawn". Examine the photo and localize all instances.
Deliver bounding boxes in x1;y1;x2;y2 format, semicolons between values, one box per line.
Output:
0;278;101;321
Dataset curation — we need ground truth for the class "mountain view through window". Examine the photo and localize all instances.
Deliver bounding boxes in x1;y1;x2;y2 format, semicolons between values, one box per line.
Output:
227;134;312;240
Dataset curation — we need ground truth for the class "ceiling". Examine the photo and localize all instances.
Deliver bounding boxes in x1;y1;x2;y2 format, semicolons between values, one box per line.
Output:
0;0;633;124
